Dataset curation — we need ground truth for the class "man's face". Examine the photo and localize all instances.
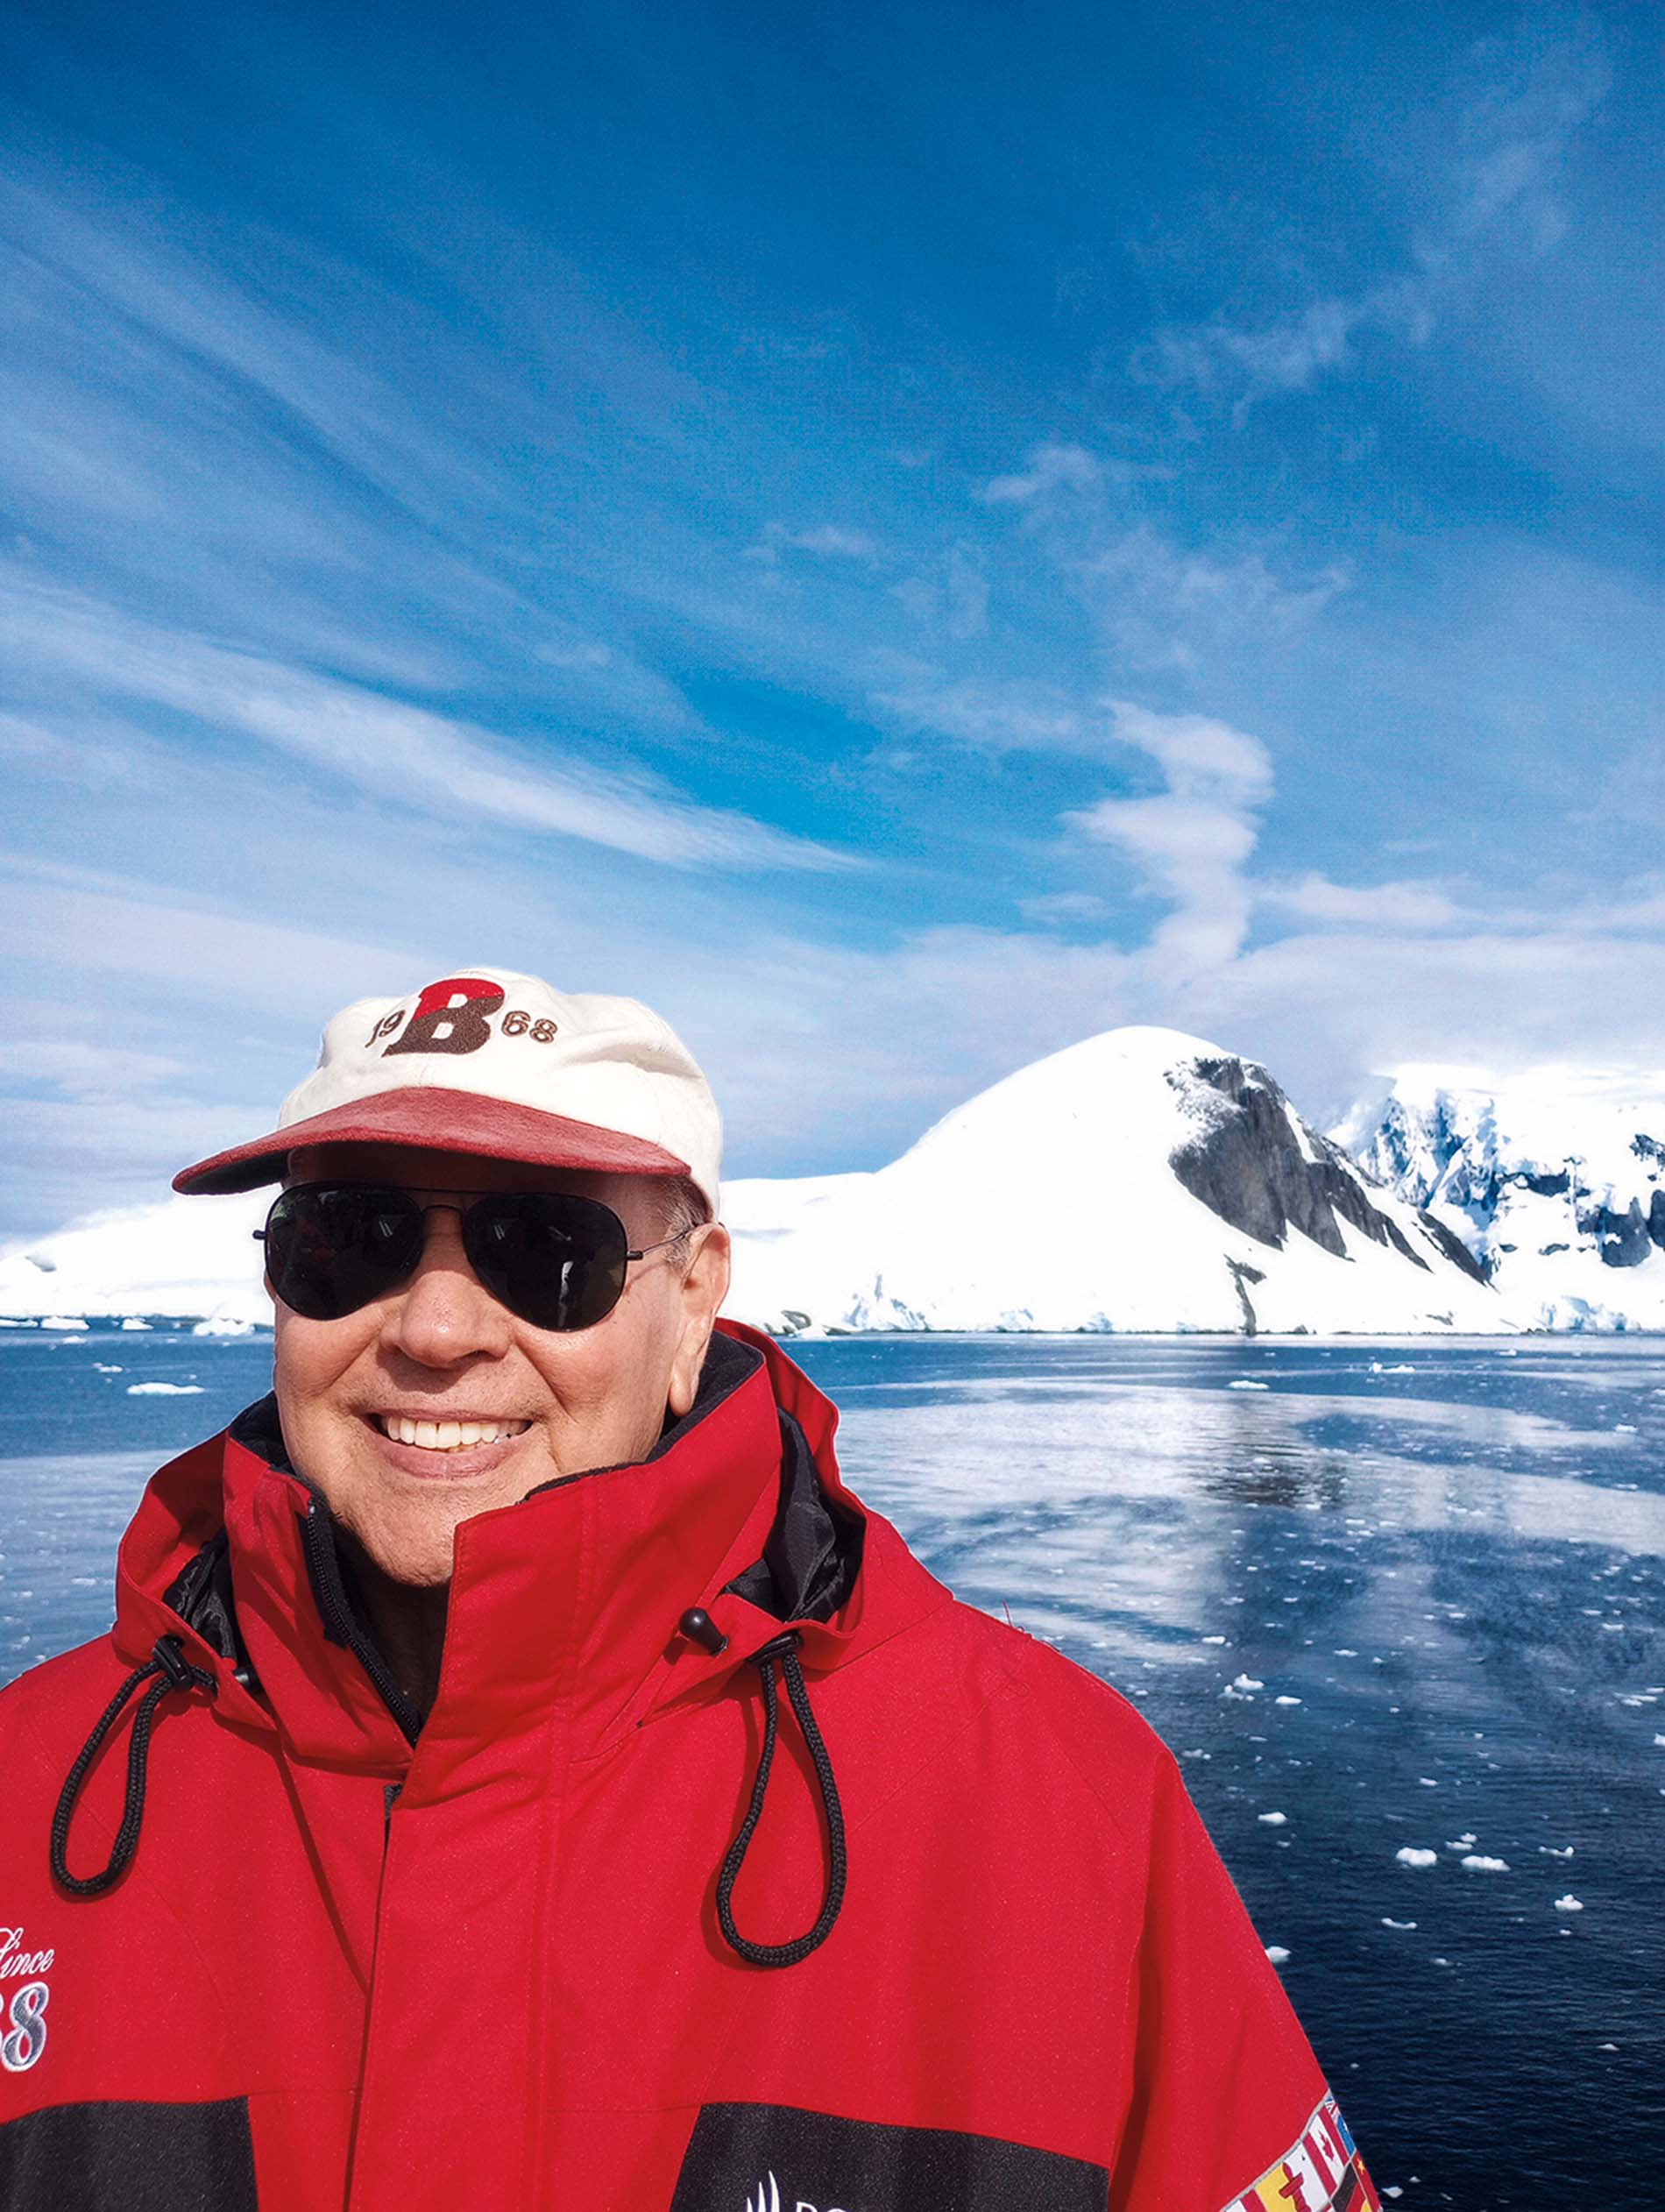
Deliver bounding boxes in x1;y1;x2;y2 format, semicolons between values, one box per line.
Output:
270;1142;731;1586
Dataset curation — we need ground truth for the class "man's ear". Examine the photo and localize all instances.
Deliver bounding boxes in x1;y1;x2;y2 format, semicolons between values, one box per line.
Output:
667;1223;733;1418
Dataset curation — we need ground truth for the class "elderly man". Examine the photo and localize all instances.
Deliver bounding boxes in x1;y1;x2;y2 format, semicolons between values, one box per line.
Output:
0;969;1377;2212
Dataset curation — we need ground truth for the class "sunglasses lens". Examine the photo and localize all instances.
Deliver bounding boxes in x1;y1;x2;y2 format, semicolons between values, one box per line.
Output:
264;1185;424;1320
464;1193;630;1331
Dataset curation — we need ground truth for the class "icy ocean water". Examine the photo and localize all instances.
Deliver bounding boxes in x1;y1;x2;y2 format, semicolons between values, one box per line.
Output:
3;1329;1662;2205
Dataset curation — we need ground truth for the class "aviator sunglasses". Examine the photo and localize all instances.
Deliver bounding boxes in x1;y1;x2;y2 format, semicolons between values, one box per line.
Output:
255;1181;694;1331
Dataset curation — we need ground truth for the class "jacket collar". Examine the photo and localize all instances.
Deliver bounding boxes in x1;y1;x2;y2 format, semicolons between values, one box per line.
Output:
113;1321;948;1783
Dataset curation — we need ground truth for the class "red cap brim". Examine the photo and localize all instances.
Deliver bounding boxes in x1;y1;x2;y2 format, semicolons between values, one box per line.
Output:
172;1086;691;1195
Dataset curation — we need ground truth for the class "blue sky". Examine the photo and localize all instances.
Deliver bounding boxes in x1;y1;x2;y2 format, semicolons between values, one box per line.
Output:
3;0;1661;1235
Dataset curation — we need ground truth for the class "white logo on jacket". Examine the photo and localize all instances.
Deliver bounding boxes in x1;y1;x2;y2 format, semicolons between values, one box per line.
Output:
745;2176;854;2212
0;1928;53;2074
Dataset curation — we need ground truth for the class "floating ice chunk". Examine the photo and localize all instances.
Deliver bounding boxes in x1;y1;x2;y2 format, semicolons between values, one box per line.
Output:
1539;1845;1574;1859
1417;1776;1439;1787
1380;1918;1417;1930
120;1316;152;1329
1461;1854;1509;1873
1395;1847;1438;1869
1447;1833;1477;1849
1228;1379;1269;1391
1265;1945;1291;1964
93;1363;123;1373
1231;1674;1265;1691
1654;1734;1665;1748
1274;1695;1302;1706
1334;1648;1358;1657
1201;1634;1228;1645
126;1381;205;1396
1258;1811;1288;1826
1554;1894;1584;1912
40;1315;89;1330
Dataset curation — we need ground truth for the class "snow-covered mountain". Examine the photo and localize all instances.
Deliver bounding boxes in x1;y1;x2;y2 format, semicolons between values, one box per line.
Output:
1;1027;1608;1336
1334;1067;1665;1331
0;1188;271;1330
721;1028;1506;1335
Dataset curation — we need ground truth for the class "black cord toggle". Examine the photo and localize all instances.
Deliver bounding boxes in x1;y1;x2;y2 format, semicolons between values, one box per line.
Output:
677;1606;728;1655
50;1634;217;1899
714;1630;847;1970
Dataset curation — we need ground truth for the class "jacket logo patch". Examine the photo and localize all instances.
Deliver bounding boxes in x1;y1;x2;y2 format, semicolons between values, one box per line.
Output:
1220;2093;1380;2212
0;1930;53;2075
672;2102;1108;2212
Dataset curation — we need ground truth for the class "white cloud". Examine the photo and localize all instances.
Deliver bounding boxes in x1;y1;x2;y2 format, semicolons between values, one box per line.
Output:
787;524;880;559
1019;891;1109;925
1258;874;1462;930
1081;526;1350;668
875;677;1088;752
1452;25;1612;255
981;443;1102;505
1067;703;1273;977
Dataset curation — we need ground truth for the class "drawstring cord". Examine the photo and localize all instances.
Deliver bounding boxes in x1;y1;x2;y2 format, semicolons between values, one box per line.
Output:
715;1631;847;1970
50;1634;217;1898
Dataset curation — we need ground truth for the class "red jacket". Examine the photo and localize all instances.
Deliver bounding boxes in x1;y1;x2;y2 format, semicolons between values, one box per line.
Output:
0;1322;1377;2211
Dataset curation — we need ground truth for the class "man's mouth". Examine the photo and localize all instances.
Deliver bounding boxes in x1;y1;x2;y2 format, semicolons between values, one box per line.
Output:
374;1414;533;1454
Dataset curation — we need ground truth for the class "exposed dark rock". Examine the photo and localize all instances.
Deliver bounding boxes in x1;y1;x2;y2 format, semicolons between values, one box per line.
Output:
1225;1257;1265;1336
1632;1132;1665;1170
1587;1198;1654;1269
1652;1191;1665;1251
1166;1053;1446;1275
1414;1210;1490;1285
1520;1170;1570;1198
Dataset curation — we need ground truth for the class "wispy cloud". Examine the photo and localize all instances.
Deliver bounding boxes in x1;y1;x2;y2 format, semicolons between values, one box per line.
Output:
1132;18;1612;416
0;571;848;873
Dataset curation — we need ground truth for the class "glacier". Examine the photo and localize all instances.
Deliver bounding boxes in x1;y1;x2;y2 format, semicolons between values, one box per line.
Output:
1335;1064;1665;1331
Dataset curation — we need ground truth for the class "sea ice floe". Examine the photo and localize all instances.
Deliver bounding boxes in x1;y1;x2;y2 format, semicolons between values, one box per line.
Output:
1417;1776;1439;1787
1380;1918;1417;1931
1447;1833;1477;1849
1201;1634;1227;1644
1274;1695;1302;1705
93;1363;123;1373
1395;1847;1438;1869
1228;1379;1269;1391
125;1382;205;1396
1460;1854;1509;1873
1258;1811;1287;1826
1265;1945;1291;1964
1230;1674;1265;1691
1554;1894;1584;1912
1539;1845;1574;1859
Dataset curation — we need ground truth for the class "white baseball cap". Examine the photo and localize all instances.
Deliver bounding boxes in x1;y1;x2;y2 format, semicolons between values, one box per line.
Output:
173;967;721;1212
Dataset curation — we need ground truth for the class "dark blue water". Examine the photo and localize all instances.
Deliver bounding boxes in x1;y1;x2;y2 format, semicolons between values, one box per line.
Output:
4;1326;1663;2206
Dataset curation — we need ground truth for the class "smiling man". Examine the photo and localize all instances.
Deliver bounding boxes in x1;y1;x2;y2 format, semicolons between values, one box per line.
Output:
0;968;1378;2212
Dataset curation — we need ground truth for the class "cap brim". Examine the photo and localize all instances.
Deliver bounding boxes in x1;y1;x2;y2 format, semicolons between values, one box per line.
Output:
172;1086;691;1195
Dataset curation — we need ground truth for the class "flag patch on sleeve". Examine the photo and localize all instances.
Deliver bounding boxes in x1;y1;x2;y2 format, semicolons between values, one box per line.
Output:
1219;2093;1380;2212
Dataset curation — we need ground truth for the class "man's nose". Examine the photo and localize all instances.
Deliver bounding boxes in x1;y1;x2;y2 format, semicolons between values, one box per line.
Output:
378;1207;513;1366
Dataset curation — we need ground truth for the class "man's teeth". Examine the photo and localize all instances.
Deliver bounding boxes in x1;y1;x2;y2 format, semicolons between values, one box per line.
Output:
378;1415;531;1451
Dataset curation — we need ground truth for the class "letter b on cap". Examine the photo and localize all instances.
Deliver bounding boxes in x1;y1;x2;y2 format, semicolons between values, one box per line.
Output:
383;976;506;1058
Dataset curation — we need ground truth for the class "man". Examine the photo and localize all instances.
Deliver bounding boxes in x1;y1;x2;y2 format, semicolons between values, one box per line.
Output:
0;968;1378;2212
